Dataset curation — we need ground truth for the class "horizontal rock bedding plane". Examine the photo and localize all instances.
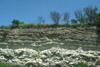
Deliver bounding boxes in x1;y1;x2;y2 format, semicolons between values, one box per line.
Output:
0;26;99;43
0;47;100;67
0;26;100;51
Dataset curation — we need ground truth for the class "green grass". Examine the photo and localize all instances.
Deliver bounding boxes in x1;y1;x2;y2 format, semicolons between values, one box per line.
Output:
0;23;98;29
75;62;89;67
2;31;8;36
37;48;40;58
0;62;11;67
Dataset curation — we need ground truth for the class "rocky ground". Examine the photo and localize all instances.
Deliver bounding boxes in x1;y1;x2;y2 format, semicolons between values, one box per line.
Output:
0;47;100;67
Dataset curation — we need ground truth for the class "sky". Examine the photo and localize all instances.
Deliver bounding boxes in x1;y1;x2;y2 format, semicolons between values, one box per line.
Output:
0;0;100;26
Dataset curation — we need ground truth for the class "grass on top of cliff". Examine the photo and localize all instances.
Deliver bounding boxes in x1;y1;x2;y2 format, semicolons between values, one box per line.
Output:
0;62;11;67
0;24;90;29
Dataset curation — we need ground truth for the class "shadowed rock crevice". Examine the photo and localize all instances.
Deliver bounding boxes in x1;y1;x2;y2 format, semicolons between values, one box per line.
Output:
96;25;100;46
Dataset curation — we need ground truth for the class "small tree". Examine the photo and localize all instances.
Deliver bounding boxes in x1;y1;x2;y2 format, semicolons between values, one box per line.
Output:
96;13;100;25
38;16;43;24
63;12;70;24
43;19;45;24
78;17;86;24
12;19;20;28
71;19;78;24
50;11;60;24
84;6;98;24
74;10;85;24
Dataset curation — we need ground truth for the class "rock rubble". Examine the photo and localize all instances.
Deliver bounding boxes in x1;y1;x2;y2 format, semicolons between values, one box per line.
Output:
0;47;100;67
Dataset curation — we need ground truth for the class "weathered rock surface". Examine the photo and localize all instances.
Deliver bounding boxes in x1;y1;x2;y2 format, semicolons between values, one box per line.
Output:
0;47;100;67
0;26;100;51
0;26;99;43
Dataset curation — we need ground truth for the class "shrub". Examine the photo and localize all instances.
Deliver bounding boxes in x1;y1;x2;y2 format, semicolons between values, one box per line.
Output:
25;24;34;28
2;31;8;37
0;25;11;29
0;25;5;29
0;62;11;67
37;48;40;58
75;62;89;67
71;19;78;24
12;19;20;29
2;31;8;41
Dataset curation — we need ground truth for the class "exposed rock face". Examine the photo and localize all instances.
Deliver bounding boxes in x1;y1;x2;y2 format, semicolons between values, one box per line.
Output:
0;26;99;43
0;47;100;67
0;26;100;50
